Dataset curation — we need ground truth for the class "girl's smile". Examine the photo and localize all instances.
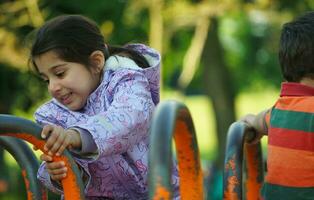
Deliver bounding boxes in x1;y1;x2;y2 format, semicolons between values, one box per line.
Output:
34;50;102;111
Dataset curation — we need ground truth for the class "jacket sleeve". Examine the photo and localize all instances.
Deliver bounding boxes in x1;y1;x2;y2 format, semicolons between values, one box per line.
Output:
34;104;92;195
69;69;155;160
34;103;63;127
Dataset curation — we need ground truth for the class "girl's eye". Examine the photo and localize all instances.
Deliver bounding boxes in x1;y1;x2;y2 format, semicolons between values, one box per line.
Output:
43;79;49;84
56;71;65;78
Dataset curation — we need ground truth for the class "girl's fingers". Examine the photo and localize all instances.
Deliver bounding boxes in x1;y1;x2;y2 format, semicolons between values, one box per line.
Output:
50;173;67;181
46;161;65;169
46;161;67;181
49;129;66;155
44;126;61;154
40;154;53;162
47;165;67;175
41;125;53;139
56;133;73;156
55;140;68;156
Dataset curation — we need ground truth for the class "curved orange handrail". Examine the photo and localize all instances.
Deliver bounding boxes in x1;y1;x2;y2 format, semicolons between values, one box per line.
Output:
0;114;85;200
0;136;47;199
148;100;204;200
223;122;264;200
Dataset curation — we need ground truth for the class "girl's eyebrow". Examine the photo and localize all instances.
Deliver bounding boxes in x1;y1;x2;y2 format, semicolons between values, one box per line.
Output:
49;63;67;71
38;63;67;77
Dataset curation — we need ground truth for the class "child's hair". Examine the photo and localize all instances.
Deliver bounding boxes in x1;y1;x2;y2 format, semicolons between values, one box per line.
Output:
279;11;314;82
30;15;149;72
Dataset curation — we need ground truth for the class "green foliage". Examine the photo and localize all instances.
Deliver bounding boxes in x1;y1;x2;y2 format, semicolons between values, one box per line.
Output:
220;11;282;93
163;28;194;89
0;63;47;114
274;0;314;13
41;0;149;44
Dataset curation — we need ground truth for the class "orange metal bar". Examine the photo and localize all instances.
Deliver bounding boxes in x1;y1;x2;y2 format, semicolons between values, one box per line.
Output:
223;122;264;200
244;142;264;199
149;100;204;200
0;136;47;200
0;114;85;200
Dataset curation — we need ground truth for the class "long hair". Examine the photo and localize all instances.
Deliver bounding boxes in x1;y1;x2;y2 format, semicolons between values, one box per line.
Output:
30;15;149;72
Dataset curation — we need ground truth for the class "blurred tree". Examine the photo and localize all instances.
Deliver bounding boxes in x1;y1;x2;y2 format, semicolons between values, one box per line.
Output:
127;1;314;200
1;0;314;199
0;1;46;197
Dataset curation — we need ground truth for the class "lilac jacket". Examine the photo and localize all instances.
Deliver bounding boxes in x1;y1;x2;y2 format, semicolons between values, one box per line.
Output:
35;44;179;199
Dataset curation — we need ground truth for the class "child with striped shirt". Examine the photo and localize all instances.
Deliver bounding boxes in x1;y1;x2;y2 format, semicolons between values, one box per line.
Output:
243;11;314;199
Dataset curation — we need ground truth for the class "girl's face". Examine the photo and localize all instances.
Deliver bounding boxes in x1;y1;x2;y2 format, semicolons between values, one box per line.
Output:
34;50;103;111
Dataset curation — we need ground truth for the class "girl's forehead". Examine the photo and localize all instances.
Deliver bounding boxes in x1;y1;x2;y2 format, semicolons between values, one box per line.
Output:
36;50;62;62
35;51;66;69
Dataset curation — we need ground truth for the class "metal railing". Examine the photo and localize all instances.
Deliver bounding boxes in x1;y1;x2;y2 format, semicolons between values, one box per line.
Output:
148;100;204;200
0;136;47;199
0;114;85;200
0;100;205;200
223;121;264;200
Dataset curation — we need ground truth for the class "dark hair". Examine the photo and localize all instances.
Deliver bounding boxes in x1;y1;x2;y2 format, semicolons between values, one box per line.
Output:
279;11;314;82
30;15;149;72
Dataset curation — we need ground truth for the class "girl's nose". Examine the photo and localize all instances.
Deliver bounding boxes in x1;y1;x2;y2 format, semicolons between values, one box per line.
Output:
48;79;61;94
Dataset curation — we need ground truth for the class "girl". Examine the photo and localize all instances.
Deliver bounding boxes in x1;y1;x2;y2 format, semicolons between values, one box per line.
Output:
30;15;179;199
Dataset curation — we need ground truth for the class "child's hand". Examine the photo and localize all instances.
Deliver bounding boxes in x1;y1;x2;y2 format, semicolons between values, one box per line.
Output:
40;154;67;181
41;125;82;156
240;114;264;144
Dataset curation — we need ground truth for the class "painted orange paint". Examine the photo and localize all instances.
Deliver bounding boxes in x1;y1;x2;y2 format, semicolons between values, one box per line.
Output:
4;133;84;200
224;156;239;200
174;119;203;200
245;144;262;199
22;169;33;200
224;175;239;200
153;180;171;200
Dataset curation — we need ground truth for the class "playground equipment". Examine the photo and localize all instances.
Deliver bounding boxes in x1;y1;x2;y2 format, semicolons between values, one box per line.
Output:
0;136;47;199
0;100;205;199
223;121;264;200
0;114;85;200
149;100;204;199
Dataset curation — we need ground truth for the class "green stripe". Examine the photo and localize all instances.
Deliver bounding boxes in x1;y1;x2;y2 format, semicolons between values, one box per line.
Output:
262;183;314;200
270;108;314;132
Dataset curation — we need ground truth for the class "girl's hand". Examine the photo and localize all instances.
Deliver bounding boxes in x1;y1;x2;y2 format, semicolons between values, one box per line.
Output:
41;125;82;156
40;154;67;181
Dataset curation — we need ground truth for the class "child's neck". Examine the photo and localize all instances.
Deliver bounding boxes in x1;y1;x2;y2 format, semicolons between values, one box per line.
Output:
300;77;314;88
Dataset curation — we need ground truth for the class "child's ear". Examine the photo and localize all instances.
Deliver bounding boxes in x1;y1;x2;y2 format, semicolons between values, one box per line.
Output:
89;50;105;73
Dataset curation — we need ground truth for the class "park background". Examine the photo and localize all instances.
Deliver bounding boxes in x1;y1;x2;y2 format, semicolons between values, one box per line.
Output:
0;0;313;199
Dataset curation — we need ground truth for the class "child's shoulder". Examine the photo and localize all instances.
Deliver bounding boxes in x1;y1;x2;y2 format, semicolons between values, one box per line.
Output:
125;43;161;68
35;99;67;116
105;55;143;71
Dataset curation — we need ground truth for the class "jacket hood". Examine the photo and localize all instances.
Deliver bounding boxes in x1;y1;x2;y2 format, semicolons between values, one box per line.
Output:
125;44;161;105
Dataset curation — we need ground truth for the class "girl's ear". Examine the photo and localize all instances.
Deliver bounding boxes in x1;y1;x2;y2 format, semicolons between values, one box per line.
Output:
89;50;105;73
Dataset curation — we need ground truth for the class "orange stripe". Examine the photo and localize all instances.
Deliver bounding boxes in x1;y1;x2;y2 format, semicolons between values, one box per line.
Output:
266;145;314;187
275;97;314;112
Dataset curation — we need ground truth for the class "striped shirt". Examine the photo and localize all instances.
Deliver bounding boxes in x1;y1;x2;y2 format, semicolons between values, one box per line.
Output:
262;82;314;200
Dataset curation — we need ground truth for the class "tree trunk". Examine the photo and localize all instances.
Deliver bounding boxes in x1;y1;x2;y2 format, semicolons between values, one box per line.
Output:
202;17;236;170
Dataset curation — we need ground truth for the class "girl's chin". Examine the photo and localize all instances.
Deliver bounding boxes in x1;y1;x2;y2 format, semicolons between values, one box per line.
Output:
66;102;86;111
57;98;86;111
